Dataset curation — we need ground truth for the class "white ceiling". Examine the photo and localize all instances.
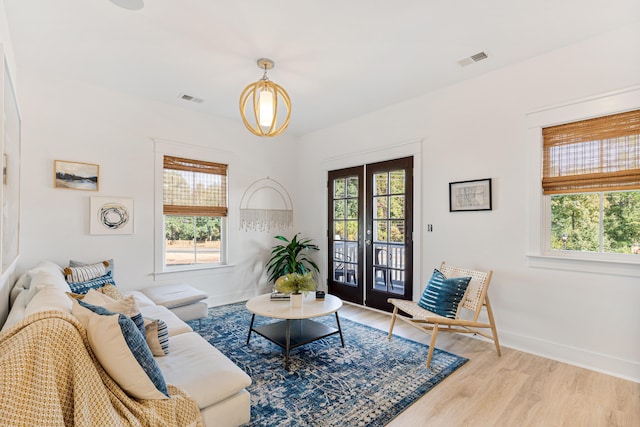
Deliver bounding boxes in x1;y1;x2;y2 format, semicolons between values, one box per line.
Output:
4;0;640;136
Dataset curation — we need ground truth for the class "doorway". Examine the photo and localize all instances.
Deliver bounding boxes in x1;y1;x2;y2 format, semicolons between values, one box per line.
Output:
327;156;413;311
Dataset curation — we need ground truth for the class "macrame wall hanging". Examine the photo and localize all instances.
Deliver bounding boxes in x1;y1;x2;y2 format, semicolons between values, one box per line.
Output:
239;177;293;232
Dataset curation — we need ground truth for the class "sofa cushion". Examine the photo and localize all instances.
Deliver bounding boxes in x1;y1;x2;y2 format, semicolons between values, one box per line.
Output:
80;290;146;339
144;318;170;356
25;286;72;317
25;270;71;306
138;304;192;337
64;262;107;283
0;291;28;333
69;258;114;276
68;271;116;294
142;284;208;309
98;284;125;300
71;298;169;400
155;332;252;409
125;290;157;308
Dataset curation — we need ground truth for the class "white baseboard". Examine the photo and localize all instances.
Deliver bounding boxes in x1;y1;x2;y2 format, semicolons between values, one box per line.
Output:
499;329;640;383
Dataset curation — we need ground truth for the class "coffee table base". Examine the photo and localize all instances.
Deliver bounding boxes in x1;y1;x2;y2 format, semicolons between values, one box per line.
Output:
247;314;345;370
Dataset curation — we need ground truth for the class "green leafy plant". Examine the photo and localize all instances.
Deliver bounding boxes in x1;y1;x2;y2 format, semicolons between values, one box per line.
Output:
266;234;320;283
274;272;316;294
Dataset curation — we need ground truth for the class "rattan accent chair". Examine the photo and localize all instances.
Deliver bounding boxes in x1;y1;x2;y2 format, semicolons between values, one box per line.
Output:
387;261;501;367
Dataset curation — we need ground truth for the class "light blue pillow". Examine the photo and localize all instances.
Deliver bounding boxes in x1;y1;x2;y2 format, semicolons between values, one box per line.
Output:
76;299;169;397
68;271;116;294
417;269;472;318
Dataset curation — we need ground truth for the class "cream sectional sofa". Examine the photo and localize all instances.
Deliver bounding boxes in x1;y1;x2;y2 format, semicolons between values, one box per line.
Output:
1;261;252;427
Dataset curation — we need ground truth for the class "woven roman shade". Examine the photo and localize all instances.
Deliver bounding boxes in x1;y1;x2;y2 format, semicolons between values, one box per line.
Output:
541;109;640;195
163;156;228;216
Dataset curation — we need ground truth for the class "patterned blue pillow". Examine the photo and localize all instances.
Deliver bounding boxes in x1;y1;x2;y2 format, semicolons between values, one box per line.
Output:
76;299;169;398
68;271;116;294
417;269;472;318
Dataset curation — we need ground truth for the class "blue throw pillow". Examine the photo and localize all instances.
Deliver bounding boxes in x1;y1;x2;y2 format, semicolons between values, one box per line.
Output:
68;271;117;294
417;269;472;318
76;299;169;398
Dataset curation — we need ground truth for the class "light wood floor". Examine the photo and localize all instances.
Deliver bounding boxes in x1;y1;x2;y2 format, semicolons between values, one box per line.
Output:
337;303;640;427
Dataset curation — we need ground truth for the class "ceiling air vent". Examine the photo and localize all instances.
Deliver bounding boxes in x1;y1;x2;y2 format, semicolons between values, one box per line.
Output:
457;51;489;67
179;93;204;103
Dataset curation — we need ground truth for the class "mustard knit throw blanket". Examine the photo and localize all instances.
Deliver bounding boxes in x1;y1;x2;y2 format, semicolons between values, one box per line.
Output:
0;310;203;427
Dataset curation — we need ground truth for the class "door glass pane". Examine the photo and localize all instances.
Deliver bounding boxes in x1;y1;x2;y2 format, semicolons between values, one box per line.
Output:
389;269;405;295
346;220;358;241
390;170;405;194
346;241;358;264
334;178;345;198
334;261;345;282
374;220;388;242
389;195;404;219
334;199;345;219
374;244;387;266
347;177;359;197
374;172;388;196
333;241;345;261
347;199;358;219
374;196;387;219
389;220;404;243
333;221;345;240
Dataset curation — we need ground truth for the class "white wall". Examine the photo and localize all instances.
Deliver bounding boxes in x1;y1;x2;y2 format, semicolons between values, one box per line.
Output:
296;22;640;381
16;70;299;306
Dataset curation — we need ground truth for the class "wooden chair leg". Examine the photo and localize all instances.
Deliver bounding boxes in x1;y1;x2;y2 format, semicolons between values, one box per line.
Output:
426;323;439;368
388;306;398;340
484;295;502;356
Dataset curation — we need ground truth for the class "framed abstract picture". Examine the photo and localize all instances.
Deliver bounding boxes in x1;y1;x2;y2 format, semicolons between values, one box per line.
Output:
54;160;99;191
90;197;134;235
449;178;492;212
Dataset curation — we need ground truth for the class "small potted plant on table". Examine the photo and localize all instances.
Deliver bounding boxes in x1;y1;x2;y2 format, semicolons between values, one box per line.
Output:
275;272;316;308
266;234;320;306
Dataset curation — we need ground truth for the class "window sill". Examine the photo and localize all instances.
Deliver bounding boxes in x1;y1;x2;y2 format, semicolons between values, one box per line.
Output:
154;263;235;279
526;254;640;277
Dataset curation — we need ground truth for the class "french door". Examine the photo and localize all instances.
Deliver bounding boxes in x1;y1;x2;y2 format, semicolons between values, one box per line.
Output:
328;157;413;312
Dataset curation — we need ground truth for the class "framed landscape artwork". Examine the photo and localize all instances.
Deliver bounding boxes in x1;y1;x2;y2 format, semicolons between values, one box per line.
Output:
54;160;99;191
449;178;492;212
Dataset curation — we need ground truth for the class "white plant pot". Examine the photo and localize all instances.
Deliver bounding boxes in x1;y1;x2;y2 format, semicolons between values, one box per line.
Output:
290;293;303;309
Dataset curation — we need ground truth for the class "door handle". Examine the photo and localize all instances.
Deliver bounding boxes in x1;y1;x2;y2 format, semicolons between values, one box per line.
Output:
365;239;372;246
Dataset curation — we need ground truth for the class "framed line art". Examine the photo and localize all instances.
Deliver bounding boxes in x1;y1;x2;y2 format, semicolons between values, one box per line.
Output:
54;160;99;191
449;178;492;212
90;197;134;235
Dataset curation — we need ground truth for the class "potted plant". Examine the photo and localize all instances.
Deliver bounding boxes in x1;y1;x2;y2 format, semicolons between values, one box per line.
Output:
266;234;320;284
275;272;317;307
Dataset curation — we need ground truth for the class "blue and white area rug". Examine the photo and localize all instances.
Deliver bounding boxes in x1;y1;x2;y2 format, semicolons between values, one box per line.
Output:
190;302;467;427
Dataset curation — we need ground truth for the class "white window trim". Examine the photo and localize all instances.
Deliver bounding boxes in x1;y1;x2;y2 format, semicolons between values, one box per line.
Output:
526;86;640;277
153;138;234;276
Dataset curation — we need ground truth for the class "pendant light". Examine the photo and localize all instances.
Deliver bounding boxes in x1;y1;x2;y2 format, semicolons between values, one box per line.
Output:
239;58;291;137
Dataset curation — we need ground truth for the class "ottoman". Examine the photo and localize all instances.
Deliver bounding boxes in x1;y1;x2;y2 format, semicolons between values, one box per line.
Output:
142;284;209;323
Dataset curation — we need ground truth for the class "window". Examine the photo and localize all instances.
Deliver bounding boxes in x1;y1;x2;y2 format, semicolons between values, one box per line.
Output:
542;109;640;255
163;155;228;268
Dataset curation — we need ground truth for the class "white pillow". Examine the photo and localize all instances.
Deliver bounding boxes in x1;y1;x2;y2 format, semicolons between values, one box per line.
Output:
71;298;169;400
25;286;72;316
25;270;71;306
64;262;107;283
80;290;145;339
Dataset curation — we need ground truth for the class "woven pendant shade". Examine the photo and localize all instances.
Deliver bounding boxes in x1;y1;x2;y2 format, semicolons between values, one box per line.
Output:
239;58;291;137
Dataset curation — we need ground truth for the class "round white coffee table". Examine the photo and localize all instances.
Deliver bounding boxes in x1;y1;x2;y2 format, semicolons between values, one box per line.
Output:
246;293;344;369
